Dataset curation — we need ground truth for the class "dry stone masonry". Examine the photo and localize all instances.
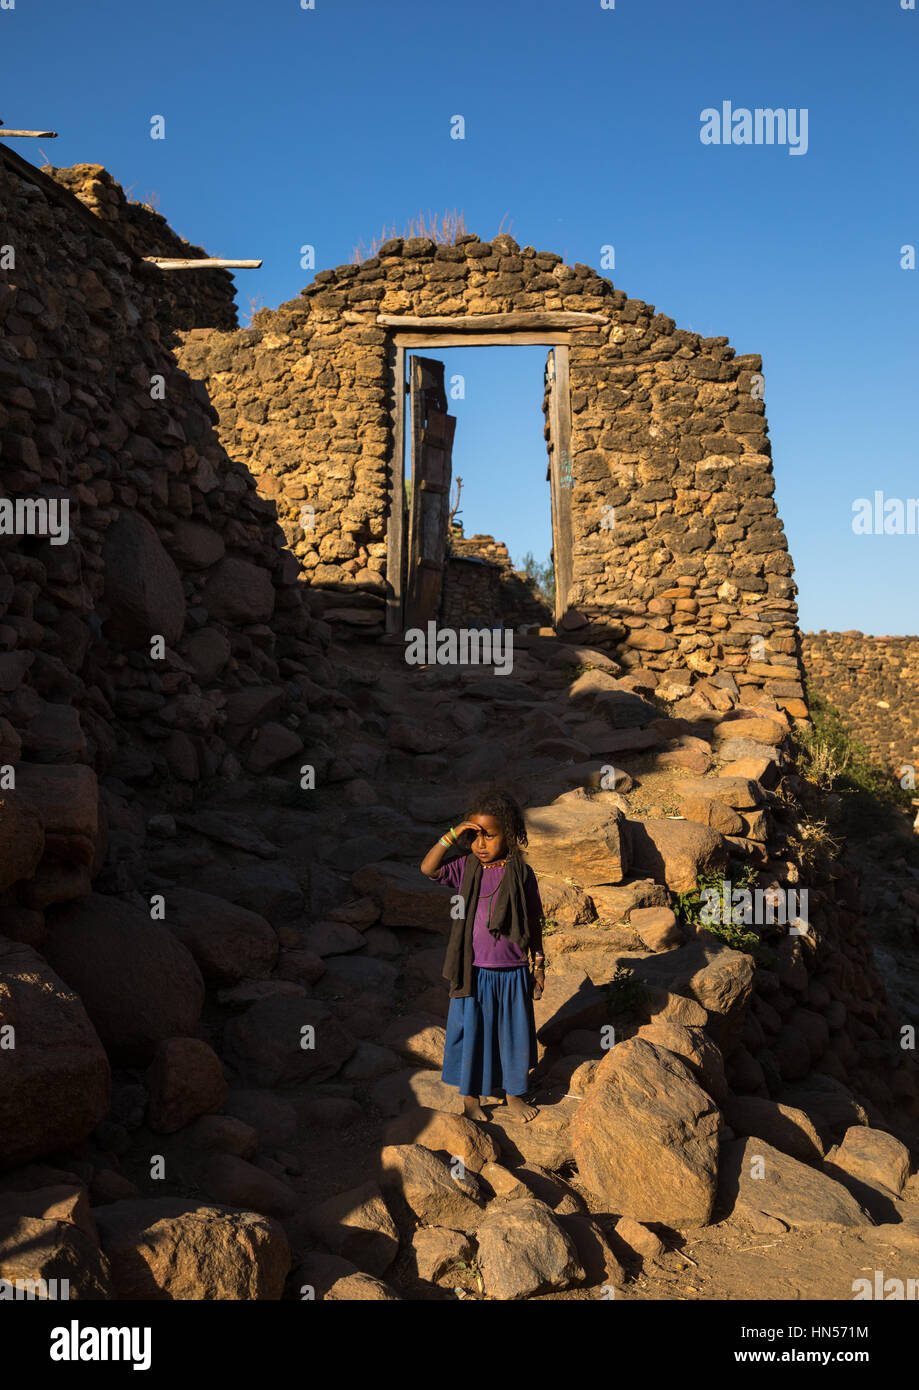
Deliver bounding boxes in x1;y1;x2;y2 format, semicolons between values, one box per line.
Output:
802;631;919;773
441;530;551;632
168;220;803;701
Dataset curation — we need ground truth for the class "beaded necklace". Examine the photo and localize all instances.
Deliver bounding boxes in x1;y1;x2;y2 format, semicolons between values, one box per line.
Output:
478;859;507;927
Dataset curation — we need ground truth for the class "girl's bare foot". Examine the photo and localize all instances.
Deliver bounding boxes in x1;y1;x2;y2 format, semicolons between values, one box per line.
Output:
504;1093;539;1122
462;1094;488;1122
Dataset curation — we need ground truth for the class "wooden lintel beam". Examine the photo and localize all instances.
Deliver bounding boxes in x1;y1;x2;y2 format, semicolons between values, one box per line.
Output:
378;310;606;331
143;257;262;270
394;331;575;348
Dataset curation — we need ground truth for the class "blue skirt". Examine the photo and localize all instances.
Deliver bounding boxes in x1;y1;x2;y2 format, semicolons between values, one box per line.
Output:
441;964;538;1098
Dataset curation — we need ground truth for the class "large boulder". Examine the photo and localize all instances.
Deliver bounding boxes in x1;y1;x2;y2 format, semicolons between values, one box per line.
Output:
382;1108;500;1174
571;1037;721;1226
102;510;185;646
304;1181;399;1276
222;996;355;1087
525;795;628;886
475;1196;586;1299
0;787;45;892
823;1126;911;1196
634;1021;727;1102
626;819;728;894
200;556;275;624
93;1199;289;1298
718;1138;873;1232
43;895;205;1063
380;1144;487;1232
351;861;452;931
146;1038;228;1134
0;939;110;1168
0;1215;113;1298
296;1250;401;1301
631;940;755;1053
722;1095;825;1164
14;763;97;869
164;887;278;984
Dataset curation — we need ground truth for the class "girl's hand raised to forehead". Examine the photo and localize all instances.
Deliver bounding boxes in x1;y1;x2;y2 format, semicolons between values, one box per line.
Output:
453;821;482;838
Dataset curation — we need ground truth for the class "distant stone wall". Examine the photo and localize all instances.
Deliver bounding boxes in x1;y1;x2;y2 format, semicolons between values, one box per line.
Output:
441;531;553;630
173;231;802;703
801;632;919;773
43;164;238;335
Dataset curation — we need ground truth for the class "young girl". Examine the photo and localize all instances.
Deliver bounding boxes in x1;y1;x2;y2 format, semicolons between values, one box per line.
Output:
420;785;546;1124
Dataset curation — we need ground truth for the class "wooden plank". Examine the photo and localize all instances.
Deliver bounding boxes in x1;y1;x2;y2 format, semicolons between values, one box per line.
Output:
0;129;59;138
379;310;605;330
144;257;262;270
385;344;406;633
394;331;575;348
404;357;454;629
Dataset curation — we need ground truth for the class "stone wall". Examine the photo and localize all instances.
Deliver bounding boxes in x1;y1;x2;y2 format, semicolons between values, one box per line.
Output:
441;530;553;631
44;163;238;336
802;632;919;773
171;227;803;704
0;150;330;941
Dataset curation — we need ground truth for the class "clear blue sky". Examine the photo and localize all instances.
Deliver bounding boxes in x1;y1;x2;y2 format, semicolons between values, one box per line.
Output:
4;0;917;635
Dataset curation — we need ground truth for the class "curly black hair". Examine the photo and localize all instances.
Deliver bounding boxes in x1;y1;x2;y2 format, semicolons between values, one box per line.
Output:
463;784;528;854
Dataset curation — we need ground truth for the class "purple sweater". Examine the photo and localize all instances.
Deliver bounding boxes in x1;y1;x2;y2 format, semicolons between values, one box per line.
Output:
436;855;544;968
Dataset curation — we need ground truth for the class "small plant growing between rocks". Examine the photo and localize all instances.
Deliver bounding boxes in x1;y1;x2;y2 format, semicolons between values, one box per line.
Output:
449;1256;485;1297
603;965;649;1018
672;861;771;959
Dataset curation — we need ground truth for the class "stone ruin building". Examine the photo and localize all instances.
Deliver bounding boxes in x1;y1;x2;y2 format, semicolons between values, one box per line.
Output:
171;210;806;722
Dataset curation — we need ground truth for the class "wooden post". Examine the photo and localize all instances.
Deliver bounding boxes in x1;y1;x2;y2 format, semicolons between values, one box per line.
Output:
385;343;406;634
547;346;574;623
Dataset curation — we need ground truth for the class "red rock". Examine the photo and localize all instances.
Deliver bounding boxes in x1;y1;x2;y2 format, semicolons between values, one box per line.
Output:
0;788;45;892
201;557;275;624
626;818;728;894
101;511;185;646
93;1199;290;1298
146;1037;228;1133
0;939;110;1167
43;894;205;1063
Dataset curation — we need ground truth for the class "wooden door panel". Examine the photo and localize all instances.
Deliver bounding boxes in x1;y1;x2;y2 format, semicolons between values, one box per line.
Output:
405;357;455;629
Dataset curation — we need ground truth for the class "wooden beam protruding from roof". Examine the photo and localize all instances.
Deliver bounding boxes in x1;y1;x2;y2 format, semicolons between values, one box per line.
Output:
143;257;262;270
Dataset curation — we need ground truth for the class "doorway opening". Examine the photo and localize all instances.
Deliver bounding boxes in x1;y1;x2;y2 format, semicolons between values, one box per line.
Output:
390;335;574;635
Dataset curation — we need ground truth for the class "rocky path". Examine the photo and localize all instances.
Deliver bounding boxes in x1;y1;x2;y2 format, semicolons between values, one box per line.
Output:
94;631;917;1300
6;631;919;1301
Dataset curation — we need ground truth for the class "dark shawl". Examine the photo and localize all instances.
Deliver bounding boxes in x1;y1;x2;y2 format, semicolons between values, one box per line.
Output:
441;851;531;999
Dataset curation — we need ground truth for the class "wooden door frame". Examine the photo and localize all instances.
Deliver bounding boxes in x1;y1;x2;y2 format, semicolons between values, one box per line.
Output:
383;315;601;633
